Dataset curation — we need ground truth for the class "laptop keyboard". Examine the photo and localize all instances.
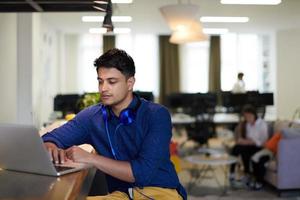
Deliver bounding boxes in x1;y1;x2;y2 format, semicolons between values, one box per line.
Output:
54;165;75;172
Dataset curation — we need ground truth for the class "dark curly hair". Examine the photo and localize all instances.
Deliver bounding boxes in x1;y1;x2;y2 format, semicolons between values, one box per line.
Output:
94;48;135;79
242;104;258;119
240;104;258;138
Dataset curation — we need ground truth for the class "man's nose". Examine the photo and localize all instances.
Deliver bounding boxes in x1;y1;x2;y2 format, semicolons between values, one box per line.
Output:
99;82;108;92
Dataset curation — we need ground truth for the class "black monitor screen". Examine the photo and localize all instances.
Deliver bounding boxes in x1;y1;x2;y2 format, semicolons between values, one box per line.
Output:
260;93;274;106
54;94;80;116
166;93;195;109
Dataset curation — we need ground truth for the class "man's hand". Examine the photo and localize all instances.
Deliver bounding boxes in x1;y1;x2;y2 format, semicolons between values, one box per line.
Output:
44;142;67;164
65;146;94;163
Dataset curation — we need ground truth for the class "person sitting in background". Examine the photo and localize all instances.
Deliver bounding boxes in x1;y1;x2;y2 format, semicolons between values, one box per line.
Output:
229;104;269;186
232;72;246;93
248;132;282;190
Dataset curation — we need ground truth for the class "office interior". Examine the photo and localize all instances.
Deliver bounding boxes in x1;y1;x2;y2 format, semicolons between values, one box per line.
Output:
1;0;300;198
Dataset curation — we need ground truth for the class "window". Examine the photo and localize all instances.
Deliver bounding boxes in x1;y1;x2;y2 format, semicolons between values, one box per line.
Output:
116;34;159;97
221;33;265;91
179;42;209;93
78;34;102;93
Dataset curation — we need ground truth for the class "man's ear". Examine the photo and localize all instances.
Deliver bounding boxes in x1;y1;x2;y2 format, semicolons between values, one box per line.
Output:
127;76;135;91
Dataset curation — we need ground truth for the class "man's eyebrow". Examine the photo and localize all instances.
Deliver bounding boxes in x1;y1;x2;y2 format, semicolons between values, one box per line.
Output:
97;77;119;81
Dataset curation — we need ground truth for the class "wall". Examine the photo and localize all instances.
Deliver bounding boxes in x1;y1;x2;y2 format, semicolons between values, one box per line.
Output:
276;28;300;119
32;14;61;127
0;14;17;123
63;34;79;93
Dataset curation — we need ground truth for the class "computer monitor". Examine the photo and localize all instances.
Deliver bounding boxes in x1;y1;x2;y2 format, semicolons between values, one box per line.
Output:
166;93;194;108
53;94;81;117
193;92;217;114
260;93;274;106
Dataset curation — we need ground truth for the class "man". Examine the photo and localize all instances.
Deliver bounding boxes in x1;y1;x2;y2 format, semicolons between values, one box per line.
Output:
232;72;246;93
42;48;186;200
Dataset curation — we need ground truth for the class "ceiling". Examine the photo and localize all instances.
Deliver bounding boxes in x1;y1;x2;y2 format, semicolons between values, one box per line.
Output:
0;0;105;12
2;0;300;34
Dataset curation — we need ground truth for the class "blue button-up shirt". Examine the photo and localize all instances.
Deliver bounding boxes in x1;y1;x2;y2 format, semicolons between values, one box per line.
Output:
42;97;186;199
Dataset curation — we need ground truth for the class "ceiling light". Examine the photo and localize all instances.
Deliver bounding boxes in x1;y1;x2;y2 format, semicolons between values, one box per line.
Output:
160;4;200;31
203;28;229;35
89;28;107;34
82;16;132;22
200;16;249;23
103;13;114;32
102;0;113;32
114;28;131;34
220;0;281;5
160;3;207;43
89;28;131;34
112;16;132;22
170;20;207;44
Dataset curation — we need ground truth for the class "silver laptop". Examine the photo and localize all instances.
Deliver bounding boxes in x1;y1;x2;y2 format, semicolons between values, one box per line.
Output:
0;123;90;176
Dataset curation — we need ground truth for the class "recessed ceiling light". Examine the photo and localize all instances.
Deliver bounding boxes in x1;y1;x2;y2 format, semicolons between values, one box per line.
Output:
82;16;132;22
203;28;229;35
200;16;249;23
114;28;131;34
220;0;281;5
89;28;131;34
89;28;107;34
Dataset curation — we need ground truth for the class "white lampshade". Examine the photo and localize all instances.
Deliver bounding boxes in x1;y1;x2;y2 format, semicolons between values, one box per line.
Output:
160;4;200;30
160;3;207;44
169;20;207;44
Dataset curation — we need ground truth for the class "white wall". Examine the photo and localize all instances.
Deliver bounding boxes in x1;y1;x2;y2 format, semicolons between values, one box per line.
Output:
0;14;17;123
32;14;61;127
276;28;300;119
63;34;80;93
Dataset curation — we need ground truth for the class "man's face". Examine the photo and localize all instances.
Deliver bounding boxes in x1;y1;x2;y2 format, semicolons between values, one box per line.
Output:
97;67;134;107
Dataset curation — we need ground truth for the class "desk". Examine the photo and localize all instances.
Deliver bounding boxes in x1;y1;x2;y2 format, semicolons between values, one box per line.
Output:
171;113;239;125
0;167;96;200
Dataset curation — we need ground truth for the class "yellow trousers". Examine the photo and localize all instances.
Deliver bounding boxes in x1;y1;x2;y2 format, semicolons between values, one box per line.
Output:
86;187;183;200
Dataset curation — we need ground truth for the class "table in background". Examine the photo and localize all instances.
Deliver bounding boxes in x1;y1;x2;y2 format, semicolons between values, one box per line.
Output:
0;167;96;200
185;148;237;195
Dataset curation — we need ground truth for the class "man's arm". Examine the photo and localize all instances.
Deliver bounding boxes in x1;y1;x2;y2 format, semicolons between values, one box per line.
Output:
65;146;135;182
42;108;93;162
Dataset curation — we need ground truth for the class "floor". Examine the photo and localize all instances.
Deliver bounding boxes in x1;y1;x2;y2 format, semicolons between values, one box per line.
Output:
174;126;300;200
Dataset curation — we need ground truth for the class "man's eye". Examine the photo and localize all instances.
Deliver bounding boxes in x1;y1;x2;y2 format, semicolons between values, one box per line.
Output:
109;81;117;84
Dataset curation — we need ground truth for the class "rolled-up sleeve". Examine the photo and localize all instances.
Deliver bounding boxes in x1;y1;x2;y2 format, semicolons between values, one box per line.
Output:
130;107;172;185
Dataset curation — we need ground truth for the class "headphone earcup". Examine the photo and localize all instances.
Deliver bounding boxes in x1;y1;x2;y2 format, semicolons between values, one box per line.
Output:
101;106;109;122
119;109;135;125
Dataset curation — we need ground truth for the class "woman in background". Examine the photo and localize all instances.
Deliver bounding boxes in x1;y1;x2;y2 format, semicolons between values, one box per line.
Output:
229;104;269;186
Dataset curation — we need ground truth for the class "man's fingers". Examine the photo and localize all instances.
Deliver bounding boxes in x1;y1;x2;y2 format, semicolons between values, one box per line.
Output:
66;146;77;161
59;149;66;164
65;147;73;160
47;149;53;162
52;149;60;164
